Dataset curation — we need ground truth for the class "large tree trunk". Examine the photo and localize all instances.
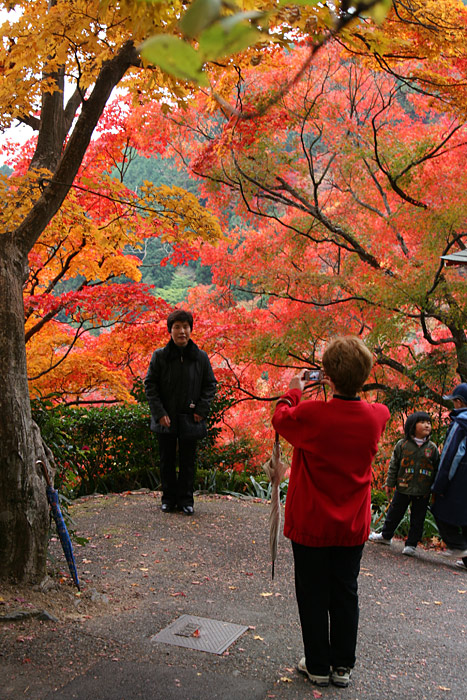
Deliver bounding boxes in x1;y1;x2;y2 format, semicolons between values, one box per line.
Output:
0;238;50;583
0;40;139;584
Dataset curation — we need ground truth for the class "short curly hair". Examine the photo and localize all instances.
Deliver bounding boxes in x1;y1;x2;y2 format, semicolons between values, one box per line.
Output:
167;309;193;332
322;336;374;396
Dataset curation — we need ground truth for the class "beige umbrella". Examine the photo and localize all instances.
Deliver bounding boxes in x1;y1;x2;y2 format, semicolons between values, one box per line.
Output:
263;432;288;579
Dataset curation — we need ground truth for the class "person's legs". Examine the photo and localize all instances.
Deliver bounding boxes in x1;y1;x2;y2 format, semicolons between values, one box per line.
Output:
292;541;331;676
381;491;410;540
157;434;178;507
406;496;430;547
329;545;364;670
176;438;198;508
435;518;467;550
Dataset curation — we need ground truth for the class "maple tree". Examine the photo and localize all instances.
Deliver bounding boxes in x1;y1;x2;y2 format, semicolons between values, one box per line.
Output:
0;0;249;584
22;97;224;405
1;0;395;585
149;36;467;457
342;0;467;119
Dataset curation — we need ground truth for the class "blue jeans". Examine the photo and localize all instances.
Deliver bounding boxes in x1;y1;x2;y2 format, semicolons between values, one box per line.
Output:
292;541;364;676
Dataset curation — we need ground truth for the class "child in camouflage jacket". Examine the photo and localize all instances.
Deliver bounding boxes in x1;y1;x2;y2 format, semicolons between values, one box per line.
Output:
369;411;439;555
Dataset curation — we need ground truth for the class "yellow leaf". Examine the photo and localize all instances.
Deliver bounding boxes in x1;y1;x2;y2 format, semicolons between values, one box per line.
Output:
260;591;273;597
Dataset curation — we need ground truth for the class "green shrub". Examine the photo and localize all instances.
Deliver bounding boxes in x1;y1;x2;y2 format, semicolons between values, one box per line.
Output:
31;392;261;499
246;476;289;503
32;401;159;497
195;467;252;495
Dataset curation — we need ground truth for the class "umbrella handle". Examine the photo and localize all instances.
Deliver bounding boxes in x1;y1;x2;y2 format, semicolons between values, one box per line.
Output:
274;431;280;445
36;459;52;488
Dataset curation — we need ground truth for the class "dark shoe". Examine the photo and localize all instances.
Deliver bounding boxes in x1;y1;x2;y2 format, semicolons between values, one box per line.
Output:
161;503;174;513
181;505;194;515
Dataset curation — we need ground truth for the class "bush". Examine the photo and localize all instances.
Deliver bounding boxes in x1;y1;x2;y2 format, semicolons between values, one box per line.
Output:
32;401;159;496
32;396;261;499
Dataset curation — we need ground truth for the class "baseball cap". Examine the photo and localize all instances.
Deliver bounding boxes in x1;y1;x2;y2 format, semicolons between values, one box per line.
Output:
443;383;467;403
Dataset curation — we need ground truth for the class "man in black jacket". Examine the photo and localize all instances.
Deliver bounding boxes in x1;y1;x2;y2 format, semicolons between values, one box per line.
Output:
145;309;217;515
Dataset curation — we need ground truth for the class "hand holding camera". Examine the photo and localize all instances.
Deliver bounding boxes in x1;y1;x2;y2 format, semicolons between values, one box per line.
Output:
288;368;325;392
302;369;324;383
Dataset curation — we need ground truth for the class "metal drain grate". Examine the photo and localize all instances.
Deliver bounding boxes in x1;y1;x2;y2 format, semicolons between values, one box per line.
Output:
151;614;248;655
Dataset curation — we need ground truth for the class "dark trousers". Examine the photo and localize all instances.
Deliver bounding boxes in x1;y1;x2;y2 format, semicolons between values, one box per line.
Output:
157;434;198;508
434;517;467;552
382;491;430;547
292;541;364;676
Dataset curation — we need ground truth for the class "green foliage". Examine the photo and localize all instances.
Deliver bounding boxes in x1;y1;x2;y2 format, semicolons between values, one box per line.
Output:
129;237;175;288
32;401;159;497
247;475;289;503
123;155;201;196
154;268;193;304
371;488;388;513
140;2;264;85
32;383;260;499
195;466;251;495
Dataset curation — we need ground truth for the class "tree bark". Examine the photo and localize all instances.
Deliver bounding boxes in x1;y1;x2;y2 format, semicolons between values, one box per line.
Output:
0;237;50;583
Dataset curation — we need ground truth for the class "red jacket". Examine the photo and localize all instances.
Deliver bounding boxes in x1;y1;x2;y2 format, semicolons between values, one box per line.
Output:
272;390;390;547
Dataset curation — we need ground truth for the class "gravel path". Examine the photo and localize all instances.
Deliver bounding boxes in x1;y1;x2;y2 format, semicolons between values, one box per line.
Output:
1;492;465;700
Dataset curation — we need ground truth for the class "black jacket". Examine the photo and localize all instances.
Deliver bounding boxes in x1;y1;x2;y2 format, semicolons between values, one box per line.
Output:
144;339;217;434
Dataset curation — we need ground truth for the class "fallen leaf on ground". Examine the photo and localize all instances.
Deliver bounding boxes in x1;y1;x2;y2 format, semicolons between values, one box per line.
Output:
260;592;273;597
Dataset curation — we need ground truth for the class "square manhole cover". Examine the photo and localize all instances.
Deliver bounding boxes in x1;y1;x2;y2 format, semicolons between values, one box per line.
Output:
151;614;248;655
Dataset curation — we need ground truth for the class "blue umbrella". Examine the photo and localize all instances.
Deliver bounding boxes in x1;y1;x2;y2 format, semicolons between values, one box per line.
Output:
37;460;80;590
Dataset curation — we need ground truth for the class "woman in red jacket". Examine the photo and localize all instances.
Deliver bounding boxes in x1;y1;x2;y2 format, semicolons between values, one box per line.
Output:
272;336;389;689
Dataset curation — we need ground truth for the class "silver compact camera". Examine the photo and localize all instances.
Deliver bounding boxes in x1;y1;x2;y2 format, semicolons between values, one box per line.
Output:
303;369;324;382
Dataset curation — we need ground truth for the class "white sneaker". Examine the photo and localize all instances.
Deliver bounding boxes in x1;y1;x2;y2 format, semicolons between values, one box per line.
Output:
297;657;330;687
402;546;416;556
331;667;352;688
455;559;467;569
368;532;392;545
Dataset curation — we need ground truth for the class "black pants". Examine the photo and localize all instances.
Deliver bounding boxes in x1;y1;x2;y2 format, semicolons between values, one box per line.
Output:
434;517;467;553
292;541;364;676
382;491;430;547
157;434;198;508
